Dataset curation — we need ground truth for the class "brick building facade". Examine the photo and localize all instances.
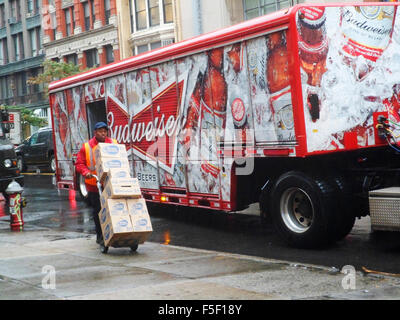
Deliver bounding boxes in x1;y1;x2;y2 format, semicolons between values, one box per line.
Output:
42;0;120;70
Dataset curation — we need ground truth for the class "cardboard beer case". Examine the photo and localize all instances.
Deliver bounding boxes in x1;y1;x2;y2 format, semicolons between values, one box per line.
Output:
103;168;133;186
100;198;129;216
102;177;142;199
127;198;153;242
100;214;135;247
94;143;128;163
95;157;130;182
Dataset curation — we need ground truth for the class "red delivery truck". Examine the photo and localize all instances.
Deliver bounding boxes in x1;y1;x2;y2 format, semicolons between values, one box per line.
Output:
48;3;400;248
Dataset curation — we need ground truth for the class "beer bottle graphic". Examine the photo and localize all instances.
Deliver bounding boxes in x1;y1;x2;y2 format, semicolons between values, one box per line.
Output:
340;5;396;81
266;32;294;142
297;7;328;122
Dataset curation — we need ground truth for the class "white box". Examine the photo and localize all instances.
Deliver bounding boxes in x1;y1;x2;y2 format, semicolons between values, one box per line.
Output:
102;178;142;199
101;215;134;247
94;143;128;163
95;158;130;182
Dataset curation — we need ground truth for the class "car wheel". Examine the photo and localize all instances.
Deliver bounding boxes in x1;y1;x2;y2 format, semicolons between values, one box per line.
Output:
49;155;56;173
17;156;26;172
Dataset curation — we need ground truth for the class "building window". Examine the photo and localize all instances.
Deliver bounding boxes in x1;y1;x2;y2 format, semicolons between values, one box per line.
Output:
10;0;17;19
64;8;71;36
0;77;10;100
243;0;297;20
0;41;3;65
27;0;33;13
148;0;159;26
0;4;5;28
17;72;27;96
105;45;114;64
35;0;39;14
85;48;99;68
91;0;96;26
132;0;173;31
137;44;148;54
30;68;40;93
129;0;134;32
150;41;161;50
104;0;111;24
1;39;8;64
48;3;57;40
163;0;172;23
83;1;91;31
135;0;147;30
13;34;24;61
65;53;78;65
29;28;38;56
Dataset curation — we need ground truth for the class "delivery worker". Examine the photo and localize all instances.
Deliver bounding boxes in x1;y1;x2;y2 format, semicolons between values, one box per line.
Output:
75;122;117;244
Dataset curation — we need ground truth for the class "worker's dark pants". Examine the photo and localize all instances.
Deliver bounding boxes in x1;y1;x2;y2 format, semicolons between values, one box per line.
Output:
87;191;102;241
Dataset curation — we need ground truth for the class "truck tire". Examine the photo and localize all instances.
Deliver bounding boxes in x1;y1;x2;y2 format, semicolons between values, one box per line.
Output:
330;176;356;241
269;171;337;248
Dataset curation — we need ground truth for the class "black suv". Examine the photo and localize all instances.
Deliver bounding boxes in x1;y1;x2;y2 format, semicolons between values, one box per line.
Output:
15;127;55;172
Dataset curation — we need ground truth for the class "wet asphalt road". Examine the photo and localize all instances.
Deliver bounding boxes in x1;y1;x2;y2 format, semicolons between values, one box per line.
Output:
14;174;400;275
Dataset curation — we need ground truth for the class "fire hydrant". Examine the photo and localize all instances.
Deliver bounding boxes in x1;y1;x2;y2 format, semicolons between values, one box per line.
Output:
5;180;24;231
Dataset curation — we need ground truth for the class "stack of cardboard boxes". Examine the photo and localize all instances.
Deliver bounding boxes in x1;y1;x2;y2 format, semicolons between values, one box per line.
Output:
95;143;153;248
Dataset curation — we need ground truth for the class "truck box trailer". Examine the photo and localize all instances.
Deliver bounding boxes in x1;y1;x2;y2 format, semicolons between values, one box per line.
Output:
48;3;400;248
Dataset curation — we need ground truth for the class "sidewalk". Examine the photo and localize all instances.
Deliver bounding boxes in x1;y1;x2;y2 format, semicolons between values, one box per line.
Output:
1;221;400;300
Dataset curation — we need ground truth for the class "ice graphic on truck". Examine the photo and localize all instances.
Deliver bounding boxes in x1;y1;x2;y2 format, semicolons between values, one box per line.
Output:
49;3;400;248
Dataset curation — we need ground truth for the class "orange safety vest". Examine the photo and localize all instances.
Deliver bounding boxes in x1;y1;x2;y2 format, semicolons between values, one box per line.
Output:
84;139;118;186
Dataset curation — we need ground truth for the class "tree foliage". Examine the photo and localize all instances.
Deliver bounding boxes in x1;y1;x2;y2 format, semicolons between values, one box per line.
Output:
27;60;82;96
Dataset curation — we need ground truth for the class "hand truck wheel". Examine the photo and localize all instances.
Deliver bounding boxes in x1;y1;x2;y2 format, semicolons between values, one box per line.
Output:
100;243;109;254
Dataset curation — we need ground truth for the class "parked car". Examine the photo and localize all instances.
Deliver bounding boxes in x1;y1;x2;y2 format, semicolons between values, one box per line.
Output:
15;127;55;172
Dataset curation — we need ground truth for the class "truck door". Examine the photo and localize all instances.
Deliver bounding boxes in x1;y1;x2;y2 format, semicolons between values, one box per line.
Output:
86;100;107;137
84;81;107;137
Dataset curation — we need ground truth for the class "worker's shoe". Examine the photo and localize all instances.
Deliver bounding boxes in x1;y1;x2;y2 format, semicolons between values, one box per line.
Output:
96;234;103;244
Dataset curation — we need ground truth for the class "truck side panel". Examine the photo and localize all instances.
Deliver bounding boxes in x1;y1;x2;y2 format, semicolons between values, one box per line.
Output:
125;69;160;191
51;24;299;211
51;92;74;185
66;87;89;158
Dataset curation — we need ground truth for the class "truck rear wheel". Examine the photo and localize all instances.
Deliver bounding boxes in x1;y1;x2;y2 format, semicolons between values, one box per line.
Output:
330;176;356;241
270;171;337;248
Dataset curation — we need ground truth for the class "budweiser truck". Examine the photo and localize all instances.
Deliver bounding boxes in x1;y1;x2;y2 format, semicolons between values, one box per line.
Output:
48;3;400;248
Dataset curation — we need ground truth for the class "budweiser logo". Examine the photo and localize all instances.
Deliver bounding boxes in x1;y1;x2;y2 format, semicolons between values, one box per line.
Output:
107;71;188;174
108;110;183;143
342;8;393;37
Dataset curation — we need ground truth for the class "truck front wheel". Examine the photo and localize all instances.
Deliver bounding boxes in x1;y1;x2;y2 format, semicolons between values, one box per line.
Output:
270;171;337;248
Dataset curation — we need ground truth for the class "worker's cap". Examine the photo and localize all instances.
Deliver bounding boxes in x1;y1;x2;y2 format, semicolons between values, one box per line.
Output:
94;122;108;130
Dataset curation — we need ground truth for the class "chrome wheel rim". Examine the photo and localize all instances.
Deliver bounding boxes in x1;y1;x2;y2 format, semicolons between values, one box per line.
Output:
17;158;23;172
79;175;88;198
51;158;56;172
280;187;314;233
